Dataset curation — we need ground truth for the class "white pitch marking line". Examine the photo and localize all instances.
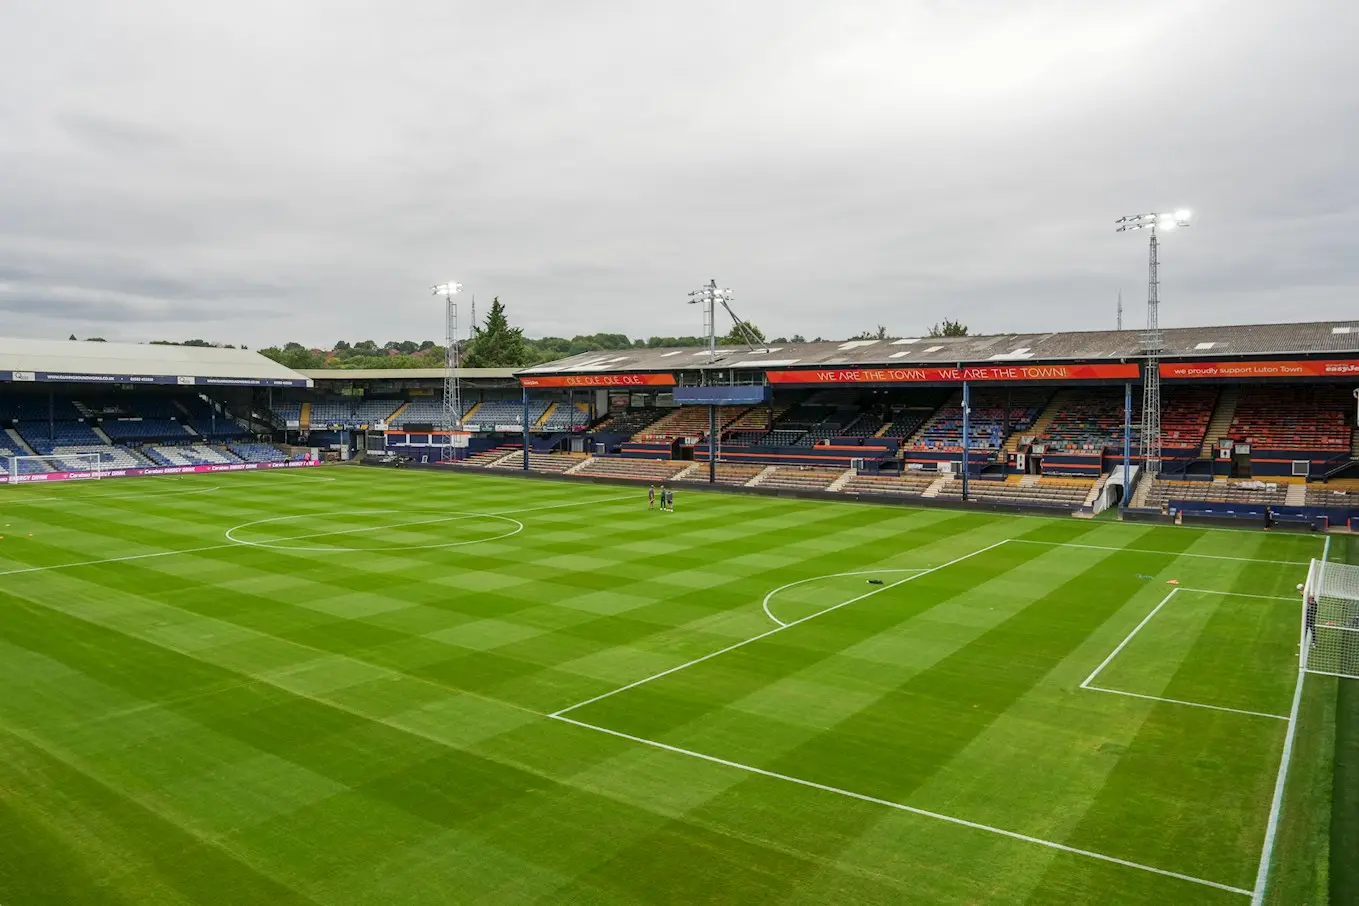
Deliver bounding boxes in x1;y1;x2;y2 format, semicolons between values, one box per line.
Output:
552;540;1011;717
761;568;928;627
1079;590;1179;690
1083;685;1289;721
1175;588;1297;602
1251;667;1307;904
0;486;224;505
0;494;634;578
1009;539;1310;566
551;714;1252;898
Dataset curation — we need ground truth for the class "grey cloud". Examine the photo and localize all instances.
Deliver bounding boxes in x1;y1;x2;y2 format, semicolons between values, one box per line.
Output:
0;0;1356;347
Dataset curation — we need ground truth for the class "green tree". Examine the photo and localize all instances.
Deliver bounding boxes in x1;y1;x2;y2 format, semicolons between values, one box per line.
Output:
790;334;806;344
462;297;530;367
259;345;324;370
84;337;107;342
720;320;765;346
928;319;969;337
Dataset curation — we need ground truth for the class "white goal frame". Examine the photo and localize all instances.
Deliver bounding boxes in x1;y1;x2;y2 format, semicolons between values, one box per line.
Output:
6;452;107;480
1301;554;1359;680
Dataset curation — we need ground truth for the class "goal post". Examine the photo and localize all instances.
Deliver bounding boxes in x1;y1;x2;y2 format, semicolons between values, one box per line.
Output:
6;452;107;481
1302;555;1359;680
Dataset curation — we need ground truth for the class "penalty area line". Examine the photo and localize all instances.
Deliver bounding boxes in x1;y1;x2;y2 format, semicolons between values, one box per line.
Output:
551;714;1251;897
552;540;1010;718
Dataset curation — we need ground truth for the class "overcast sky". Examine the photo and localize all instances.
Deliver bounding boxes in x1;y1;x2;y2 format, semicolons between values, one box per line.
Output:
1;0;1356;348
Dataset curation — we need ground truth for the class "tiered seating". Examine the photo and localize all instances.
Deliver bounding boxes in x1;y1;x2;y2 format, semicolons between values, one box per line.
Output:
145;444;243;467
676;462;765;485
539;403;591;431
937;477;1092;508
20;422;104;452
1229;386;1352;451
910;390;1048;451
388;398;451;426
755;429;808;447
591;408;665;436
1306;483;1359;507
635;407;748;441
576;458;690;481
1143;479;1288;507
50;445;149;470
272;401;303;425
460;445;519;466
491;452;585;473
309;399;402;428
881;409;934;439
228;442;289;463
1160;387;1218;449
0;395;81;421
758;466;845;491
756;402;826;447
101;418;192;441
1040;389;1138;452
841;472;936;497
465;400;549;429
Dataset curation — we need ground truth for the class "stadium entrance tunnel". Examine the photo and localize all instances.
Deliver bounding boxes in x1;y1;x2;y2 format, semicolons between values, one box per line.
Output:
224;509;523;552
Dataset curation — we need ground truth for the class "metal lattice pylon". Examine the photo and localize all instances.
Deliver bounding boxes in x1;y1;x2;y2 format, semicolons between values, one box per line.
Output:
1140;232;1162;475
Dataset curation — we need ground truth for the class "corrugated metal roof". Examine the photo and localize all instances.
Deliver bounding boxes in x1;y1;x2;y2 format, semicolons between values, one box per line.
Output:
516;319;1359;376
298;368;519;380
0;337;311;385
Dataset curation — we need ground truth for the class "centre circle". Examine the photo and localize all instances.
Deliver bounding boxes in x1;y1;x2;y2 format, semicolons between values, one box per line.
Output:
223;509;523;552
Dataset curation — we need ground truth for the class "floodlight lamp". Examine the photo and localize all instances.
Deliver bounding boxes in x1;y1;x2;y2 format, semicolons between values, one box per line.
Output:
1174;209;1192;223
1159;221;1177;231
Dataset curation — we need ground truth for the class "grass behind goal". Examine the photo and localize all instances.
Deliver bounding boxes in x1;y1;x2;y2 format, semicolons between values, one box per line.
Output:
0;468;1331;905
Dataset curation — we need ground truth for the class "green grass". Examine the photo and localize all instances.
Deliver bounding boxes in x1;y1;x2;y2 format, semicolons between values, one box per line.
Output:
0;466;1331;904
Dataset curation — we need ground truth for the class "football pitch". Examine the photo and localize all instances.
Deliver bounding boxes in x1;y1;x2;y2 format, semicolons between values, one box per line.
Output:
0;466;1342;905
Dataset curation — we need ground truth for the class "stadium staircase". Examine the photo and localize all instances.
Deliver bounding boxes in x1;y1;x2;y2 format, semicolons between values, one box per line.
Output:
563;456;594;475
463;402;482;424
5;428;35;456
1351;427;1359;459
1199;385;1240;458
747;465;778;487
1007;393;1064;453
1285;483;1308;506
386;401;409;423
299;402;311;427
92;425;114;444
826;469;855;492
922;475;950;498
672;463;701;481
535;403;557;428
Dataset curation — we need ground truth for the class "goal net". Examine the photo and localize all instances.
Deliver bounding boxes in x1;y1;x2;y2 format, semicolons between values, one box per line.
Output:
6;452;107;481
1303;556;1359;680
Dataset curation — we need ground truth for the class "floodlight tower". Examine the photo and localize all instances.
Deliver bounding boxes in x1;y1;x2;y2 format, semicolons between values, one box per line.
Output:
1115;209;1191;475
433;281;463;460
687;279;729;363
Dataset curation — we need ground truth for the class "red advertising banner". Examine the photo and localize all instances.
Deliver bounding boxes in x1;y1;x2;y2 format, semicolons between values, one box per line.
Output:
1160;359;1359;380
518;372;676;388
766;363;1139;385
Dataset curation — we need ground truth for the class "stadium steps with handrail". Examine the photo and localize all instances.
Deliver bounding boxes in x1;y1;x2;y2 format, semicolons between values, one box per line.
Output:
922;475;950;498
563;456;594;475
463;402;482;424
5;428;36;456
1199;385;1240;458
1007;393;1064;453
873;422;893;438
92;425;114;444
299;402;311;427
1285;483;1308;506
535;403;557;428
826;469;855;493
746;465;779;487
386;401;409;424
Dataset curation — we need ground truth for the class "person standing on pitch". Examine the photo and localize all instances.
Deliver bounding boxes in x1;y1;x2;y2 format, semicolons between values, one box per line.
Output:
648;484;656;510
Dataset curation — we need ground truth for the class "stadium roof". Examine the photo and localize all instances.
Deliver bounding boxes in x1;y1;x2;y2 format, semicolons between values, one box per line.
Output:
0;337;312;387
299;368;518;381
517;319;1359;376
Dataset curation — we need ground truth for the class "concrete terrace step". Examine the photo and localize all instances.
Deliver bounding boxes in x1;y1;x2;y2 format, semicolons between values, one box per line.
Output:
922;476;950;498
826;469;855;493
747;465;779;487
563;456;594;475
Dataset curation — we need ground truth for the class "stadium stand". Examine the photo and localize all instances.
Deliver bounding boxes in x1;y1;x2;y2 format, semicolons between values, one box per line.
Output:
1227;385;1352;452
1142;478;1289;507
308;399;402;428
676;462;765;485
228;442;289;463
576;458;691;481
101;418;194;441
466;400;549;428
460;445;520;466
144;444;242;467
20;422;105;452
937;476;1094;508
909;389;1048;451
758;466;846;492
591;407;665;436
636;406;748;441
490;451;586;473
841;472;937;497
538;402;592;431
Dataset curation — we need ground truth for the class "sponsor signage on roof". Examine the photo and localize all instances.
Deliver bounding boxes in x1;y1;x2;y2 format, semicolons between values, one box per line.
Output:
1160;359;1359;379
766;363;1139;385
0;371;308;387
518;372;676;388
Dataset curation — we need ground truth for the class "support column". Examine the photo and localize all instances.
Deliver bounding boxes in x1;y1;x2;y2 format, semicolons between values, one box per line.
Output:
961;381;971;501
708;404;717;483
1122;381;1132;509
522;388;530;471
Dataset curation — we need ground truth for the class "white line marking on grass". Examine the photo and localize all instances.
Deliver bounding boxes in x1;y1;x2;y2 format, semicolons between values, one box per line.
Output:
552;540;1010;717
1080;590;1179;690
0;493;634;577
1080;588;1292;720
1176;588;1297;602
1251;667;1306;904
224;511;525;552
551;714;1252;897
761;569;928;627
1082;685;1288;721
1009;539;1310;565
0;486;224;505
